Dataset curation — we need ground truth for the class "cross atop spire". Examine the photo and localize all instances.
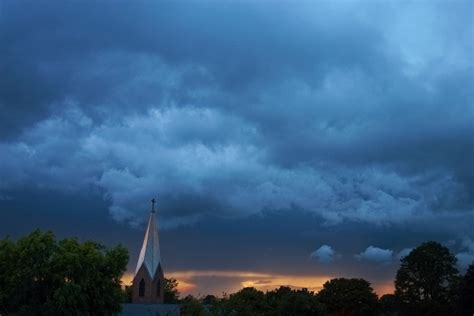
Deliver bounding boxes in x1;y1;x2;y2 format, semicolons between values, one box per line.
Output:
151;198;156;213
135;200;161;278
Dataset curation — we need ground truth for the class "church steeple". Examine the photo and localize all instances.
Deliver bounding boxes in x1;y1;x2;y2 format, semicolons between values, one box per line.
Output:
132;199;165;304
135;199;161;278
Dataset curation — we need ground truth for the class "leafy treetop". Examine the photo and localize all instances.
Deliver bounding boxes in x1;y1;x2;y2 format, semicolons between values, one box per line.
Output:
0;230;128;316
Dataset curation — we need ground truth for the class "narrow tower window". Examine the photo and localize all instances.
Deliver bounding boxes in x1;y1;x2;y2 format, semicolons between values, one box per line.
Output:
157;279;161;297
139;278;145;297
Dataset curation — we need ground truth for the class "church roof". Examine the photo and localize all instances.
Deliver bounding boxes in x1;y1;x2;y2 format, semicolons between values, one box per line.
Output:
135;200;161;279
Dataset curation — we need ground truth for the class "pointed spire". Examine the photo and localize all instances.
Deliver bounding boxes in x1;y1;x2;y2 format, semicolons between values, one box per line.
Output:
135;199;161;278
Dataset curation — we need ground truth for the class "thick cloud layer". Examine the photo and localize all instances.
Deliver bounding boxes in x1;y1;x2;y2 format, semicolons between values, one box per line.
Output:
1;1;473;235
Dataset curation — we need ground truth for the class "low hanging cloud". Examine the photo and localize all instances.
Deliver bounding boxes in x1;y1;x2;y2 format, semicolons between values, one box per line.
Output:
356;246;393;263
310;245;337;264
0;101;472;228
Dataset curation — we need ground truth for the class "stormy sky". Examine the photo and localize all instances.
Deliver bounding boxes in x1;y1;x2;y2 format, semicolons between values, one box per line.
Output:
1;0;473;296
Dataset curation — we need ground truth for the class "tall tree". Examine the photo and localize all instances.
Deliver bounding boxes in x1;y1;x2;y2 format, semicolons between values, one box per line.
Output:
395;241;459;315
0;230;128;316
317;278;379;316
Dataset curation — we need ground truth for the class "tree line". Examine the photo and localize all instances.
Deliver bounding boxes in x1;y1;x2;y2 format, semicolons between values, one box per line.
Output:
0;230;473;315
172;242;474;315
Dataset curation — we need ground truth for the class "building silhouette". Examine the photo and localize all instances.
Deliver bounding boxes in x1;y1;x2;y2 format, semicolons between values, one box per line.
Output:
121;199;180;315
132;199;165;304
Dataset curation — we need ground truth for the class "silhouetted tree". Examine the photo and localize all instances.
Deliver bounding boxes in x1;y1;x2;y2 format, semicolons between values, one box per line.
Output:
379;294;398;316
395;241;459;315
164;277;180;303
205;294;230;316
317;278;379;316
123;285;133;303
226;287;266;316
458;263;474;315
265;286;326;316
0;230;128;316
181;295;206;316
202;294;219;305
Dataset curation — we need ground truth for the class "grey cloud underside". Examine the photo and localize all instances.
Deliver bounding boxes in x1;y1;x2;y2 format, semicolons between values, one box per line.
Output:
0;1;473;229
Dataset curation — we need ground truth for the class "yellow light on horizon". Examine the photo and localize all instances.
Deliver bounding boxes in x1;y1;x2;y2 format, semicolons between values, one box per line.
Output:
121;269;394;297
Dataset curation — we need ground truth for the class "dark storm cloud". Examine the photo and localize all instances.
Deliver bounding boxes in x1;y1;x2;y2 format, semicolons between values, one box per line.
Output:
0;1;389;132
0;0;473;241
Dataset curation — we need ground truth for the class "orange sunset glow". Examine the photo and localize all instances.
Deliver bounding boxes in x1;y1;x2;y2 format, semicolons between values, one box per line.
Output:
122;270;394;297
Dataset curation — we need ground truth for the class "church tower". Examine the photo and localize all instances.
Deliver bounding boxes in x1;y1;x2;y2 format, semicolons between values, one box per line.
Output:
132;199;165;304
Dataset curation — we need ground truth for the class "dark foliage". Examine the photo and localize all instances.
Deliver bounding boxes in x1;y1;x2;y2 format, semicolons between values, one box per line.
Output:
181;294;207;316
379;294;398;315
123;285;132;303
202;286;325;316
264;286;326;316
164;277;180;304
317;278;379;316
202;294;219;306
0;230;128;316
458;263;474;316
225;287;267;316
395;241;459;315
